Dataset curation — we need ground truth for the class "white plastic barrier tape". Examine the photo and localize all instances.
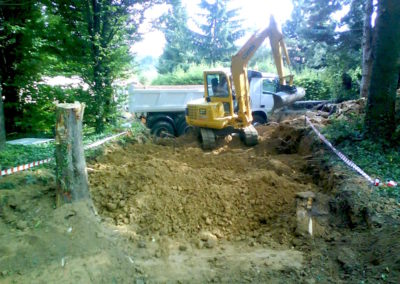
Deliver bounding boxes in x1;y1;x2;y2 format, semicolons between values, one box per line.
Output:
84;131;128;150
305;116;375;185
1;131;128;177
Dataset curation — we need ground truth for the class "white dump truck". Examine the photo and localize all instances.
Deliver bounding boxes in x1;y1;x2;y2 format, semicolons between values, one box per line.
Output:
129;70;305;137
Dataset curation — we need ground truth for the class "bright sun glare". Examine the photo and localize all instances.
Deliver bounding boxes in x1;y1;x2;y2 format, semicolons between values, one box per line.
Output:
131;0;294;58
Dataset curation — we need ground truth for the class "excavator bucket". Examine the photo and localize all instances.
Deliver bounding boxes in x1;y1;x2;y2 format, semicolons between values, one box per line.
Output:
272;87;306;111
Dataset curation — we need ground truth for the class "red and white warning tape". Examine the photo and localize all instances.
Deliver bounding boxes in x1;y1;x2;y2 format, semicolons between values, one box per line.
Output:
305;116;397;187
1;131;128;177
1;158;54;176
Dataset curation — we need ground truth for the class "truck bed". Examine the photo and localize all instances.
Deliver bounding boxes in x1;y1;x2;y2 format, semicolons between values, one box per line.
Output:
129;87;204;113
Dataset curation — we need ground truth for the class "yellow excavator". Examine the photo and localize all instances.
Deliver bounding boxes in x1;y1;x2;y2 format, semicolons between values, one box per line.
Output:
185;16;299;149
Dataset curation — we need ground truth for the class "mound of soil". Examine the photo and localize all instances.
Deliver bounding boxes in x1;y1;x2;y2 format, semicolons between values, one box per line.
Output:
89;132;317;244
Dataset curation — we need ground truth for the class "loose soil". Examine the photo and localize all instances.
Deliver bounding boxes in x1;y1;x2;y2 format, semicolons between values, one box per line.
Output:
1;110;400;283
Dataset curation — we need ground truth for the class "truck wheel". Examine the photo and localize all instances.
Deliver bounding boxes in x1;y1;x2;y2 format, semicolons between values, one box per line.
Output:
241;125;259;146
200;128;216;150
177;120;192;136
151;121;175;138
252;114;267;126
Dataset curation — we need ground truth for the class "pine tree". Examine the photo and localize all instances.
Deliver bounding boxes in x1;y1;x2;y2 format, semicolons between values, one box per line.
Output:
194;0;245;65
157;0;195;74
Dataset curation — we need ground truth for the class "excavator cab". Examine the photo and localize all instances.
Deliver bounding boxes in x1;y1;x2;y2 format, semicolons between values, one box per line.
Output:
205;71;234;116
186;71;234;131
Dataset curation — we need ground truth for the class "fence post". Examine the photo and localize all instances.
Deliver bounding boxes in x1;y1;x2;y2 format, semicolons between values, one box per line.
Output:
55;102;90;206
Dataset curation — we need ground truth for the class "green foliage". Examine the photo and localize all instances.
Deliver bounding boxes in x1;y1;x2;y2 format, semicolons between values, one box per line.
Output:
0;1;47;133
193;0;244;65
292;67;361;101
283;0;364;105
19;84;92;136
324;67;361;101
248;47;291;74
323;116;400;184
284;0;364;70
0;143;54;170
46;0;159;133
151;64;207;85
0;120;148;170
157;0;196;74
294;71;332;100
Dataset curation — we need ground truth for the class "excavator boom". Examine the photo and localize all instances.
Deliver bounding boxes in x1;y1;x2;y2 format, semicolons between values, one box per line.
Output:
231;16;292;125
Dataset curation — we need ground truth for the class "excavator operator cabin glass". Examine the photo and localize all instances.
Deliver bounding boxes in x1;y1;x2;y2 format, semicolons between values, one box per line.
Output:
207;74;229;98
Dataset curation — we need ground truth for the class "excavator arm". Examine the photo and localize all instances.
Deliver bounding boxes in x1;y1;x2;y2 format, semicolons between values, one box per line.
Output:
231;16;291;125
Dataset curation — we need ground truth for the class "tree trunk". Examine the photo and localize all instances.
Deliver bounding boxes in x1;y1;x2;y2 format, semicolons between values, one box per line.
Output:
55;102;90;206
0;87;6;150
360;0;374;98
2;82;22;133
364;0;400;140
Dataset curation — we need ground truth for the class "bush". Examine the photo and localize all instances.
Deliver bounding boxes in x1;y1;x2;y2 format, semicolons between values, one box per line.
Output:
294;72;331;101
151;64;210;85
18;84;93;137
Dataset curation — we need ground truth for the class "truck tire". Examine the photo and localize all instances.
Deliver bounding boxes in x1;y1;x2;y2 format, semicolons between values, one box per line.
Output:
252;113;267;126
177;118;191;136
151;121;175;138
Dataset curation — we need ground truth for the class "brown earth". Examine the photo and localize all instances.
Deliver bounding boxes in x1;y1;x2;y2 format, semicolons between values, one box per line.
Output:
1;110;400;283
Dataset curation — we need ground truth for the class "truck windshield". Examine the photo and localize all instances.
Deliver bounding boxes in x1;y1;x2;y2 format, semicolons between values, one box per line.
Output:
207;74;229;98
262;78;276;94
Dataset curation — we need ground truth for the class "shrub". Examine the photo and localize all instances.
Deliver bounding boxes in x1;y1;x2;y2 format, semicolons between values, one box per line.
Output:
151;64;211;85
294;74;331;100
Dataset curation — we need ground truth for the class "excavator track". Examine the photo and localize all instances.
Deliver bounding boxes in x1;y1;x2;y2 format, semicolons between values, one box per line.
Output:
200;128;216;150
241;125;259;146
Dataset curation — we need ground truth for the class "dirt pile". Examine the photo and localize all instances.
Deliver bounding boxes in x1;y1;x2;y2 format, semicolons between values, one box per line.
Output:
89;124;317;246
0;171;140;283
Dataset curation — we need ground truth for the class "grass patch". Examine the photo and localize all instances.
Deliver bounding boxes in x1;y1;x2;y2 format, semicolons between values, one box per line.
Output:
0;121;147;170
322;115;400;197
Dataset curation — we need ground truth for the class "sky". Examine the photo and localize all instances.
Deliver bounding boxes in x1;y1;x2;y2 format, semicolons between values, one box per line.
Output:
131;0;294;58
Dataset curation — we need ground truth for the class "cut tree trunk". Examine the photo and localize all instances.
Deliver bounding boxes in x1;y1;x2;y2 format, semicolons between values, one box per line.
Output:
55;102;90;206
0;88;6;150
365;0;400;140
360;0;374;98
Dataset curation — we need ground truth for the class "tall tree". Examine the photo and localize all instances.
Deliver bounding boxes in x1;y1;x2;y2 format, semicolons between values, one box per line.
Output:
157;0;195;74
283;0;341;69
0;87;5;149
194;0;244;65
359;0;374;98
284;0;365;71
49;0;159;133
364;0;400;140
0;1;44;133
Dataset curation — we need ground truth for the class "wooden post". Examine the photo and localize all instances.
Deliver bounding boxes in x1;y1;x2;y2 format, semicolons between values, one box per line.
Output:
55;102;90;206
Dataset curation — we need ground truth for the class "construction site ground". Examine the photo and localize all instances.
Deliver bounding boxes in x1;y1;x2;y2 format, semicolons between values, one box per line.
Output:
1;105;400;283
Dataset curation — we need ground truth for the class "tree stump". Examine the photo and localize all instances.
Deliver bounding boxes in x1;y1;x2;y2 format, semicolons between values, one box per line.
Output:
55;102;90;206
